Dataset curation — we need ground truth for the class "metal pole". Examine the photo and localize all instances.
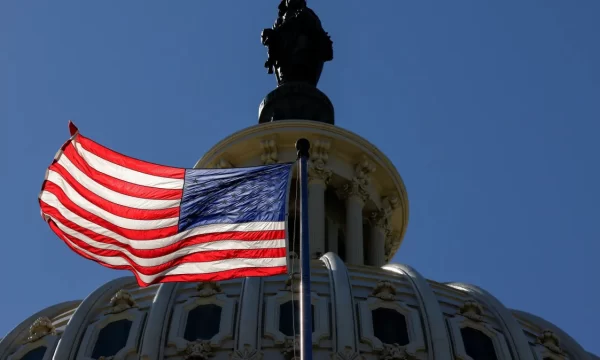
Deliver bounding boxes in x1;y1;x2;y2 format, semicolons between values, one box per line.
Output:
295;138;313;360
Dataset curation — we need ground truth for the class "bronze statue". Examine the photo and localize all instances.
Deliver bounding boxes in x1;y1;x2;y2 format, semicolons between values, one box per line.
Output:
261;0;333;86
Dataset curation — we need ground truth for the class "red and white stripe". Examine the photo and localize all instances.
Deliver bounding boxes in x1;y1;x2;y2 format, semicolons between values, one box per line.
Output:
39;123;288;286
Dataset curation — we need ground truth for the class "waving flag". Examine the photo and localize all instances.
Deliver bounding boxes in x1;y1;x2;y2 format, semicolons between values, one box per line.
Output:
39;122;292;286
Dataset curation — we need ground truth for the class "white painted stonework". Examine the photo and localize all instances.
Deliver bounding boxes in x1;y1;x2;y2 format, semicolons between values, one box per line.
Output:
0;121;596;360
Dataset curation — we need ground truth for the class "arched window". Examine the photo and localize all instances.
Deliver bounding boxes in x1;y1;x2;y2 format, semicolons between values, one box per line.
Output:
460;327;498;360
371;308;409;345
91;319;132;359
279;300;315;336
20;347;47;360
184;304;222;341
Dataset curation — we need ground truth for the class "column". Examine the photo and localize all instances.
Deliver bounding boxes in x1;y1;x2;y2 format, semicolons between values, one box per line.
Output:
339;156;375;265
341;186;368;265
326;217;338;254
307;139;331;258
308;178;327;258
368;212;386;267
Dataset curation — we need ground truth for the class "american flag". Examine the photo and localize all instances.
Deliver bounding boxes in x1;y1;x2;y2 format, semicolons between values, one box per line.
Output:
39;122;292;286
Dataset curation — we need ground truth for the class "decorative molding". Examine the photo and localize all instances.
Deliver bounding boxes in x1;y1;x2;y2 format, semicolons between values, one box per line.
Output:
167;291;236;352
332;346;364;360
106;289;137;315
379;344;418;360
357;296;425;354
446;305;511;360
384;231;401;262
76;305;146;360
230;345;263;360
216;158;233;169
382;264;453;360
368;210;388;229
458;300;485;322
0;300;80;360
194;282;223;298
140;282;179;360
26;317;56;343
370;194;400;229
320;253;357;352
181;339;213;360
338;156;376;204
532;330;567;360
284;273;301;293
50;277;136;360
260;139;278;165
263;289;329;345
235;278;262;350
308;139;332;184
288;251;299;261
512;309;587;360
537;330;565;355
448;284;535;360
7;332;59;360
370;281;397;301
281;337;300;360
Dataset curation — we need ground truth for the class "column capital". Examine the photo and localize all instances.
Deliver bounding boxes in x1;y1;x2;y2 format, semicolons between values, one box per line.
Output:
338;179;369;205
337;155;376;205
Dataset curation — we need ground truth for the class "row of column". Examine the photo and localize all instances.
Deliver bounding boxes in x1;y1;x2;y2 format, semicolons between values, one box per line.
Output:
306;154;393;267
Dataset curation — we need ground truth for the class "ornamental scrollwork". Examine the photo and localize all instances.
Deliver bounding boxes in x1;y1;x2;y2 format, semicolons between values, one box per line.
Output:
194;281;223;297
379;344;418;360
384;231;401;262
260;139;278;165
458;300;485;322
182;340;214;360
26;316;56;343
331;347;364;360
368;195;398;229
338;156;375;204
369;210;388;229
216;158;233;169
374;195;400;224
284;272;301;293
370;280;397;301
106;289;137;314
281;337;300;360
308;139;332;184
537;329;565;356
230;344;264;360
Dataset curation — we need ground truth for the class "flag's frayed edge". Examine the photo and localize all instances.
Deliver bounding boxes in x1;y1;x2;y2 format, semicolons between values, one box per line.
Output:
39;121;80;222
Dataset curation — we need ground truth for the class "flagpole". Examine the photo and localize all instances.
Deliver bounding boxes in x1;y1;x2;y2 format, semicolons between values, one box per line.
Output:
295;138;313;360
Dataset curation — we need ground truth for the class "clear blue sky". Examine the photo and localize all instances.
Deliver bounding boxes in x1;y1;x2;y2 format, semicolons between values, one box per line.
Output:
2;0;599;354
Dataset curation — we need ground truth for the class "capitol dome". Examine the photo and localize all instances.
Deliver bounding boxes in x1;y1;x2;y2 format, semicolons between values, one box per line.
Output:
2;2;597;359
1;121;598;360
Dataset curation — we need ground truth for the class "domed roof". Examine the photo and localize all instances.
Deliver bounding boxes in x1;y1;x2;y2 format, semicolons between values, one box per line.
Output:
1;253;595;360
